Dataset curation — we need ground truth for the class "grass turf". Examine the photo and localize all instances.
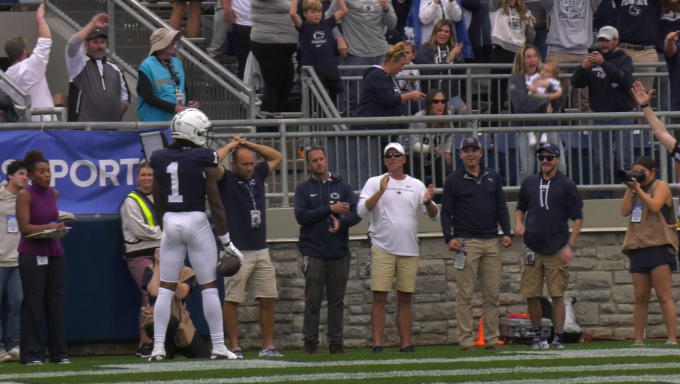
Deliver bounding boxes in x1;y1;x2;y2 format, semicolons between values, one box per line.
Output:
0;342;679;383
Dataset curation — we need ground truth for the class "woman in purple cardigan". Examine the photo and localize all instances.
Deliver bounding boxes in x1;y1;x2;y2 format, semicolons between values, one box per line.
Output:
15;150;69;365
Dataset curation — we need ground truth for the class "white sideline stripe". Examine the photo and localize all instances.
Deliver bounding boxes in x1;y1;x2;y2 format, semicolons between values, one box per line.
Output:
444;375;680;384
4;362;680;383
81;364;680;384
0;348;679;380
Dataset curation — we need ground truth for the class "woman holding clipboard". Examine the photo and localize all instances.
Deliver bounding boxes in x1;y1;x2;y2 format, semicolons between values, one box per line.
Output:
15;150;69;365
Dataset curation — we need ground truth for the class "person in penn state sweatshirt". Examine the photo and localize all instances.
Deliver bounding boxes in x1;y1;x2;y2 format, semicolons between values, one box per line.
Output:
514;143;583;351
571;26;635;199
294;145;362;356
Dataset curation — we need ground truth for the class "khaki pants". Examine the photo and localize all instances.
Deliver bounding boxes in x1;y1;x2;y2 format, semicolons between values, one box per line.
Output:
622;48;657;94
454;238;502;348
546;51;590;114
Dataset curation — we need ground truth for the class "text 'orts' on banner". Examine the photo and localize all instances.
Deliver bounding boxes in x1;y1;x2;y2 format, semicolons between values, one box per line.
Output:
0;129;170;214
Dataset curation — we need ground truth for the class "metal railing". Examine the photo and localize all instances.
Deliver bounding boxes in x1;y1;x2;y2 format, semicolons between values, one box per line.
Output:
0;69;68;122
3;111;680;206
319;62;670;121
300;66;347;132
48;0;257;121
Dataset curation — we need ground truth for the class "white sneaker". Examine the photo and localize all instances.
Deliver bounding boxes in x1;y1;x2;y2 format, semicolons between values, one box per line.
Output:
531;339;549;350
8;347;19;362
211;348;237;360
0;351;10;363
259;347;283;357
539;132;548;144
528;132;537;146
148;348;166;362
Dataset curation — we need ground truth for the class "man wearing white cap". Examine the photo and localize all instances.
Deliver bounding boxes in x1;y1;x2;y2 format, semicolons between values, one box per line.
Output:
136;28;200;122
358;142;439;354
571;26;635;199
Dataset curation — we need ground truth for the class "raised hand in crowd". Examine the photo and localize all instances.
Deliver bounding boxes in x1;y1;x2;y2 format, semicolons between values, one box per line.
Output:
423;184;434;205
379;174;390;193
631;81;653;106
447;43;464;63
90;13;110;29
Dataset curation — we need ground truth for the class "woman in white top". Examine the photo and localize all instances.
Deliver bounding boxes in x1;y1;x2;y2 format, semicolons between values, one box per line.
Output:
488;0;535;115
419;0;462;47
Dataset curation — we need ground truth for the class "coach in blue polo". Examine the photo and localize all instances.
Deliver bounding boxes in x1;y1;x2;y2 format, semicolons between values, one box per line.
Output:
514;143;583;350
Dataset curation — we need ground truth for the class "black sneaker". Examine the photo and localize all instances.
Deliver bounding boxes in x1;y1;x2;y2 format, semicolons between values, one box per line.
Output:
371;346;383;354
304;342;318;356
399;345;415;353
137;342;153;358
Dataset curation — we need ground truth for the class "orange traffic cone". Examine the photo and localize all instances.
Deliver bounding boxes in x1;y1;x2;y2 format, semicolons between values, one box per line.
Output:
474;316;504;346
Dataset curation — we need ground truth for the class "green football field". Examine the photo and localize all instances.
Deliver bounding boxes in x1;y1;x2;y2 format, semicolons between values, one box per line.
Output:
2;342;680;384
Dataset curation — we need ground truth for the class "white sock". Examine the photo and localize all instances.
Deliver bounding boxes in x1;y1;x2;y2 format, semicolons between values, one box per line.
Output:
540;132;548;144
201;288;225;348
528;132;537;145
153;287;174;344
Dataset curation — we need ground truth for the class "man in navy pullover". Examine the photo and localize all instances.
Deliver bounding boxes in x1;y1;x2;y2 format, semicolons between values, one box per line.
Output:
571;26;635;198
515;143;584;350
294;146;362;356
440;137;512;351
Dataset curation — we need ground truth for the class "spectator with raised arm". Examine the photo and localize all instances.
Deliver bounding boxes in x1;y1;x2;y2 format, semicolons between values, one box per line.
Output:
137;29;199;123
488;0;536;115
414;19;467;101
66;13;131;122
657;0;680;117
326;0;398;116
571;26;635;199
4;4;56;122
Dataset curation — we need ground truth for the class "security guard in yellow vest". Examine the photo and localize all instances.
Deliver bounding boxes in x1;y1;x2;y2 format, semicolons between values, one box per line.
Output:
118;162;162;357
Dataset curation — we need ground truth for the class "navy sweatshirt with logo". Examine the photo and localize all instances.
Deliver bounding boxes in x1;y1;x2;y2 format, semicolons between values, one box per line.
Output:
354;66;404;130
294;173;362;259
570;49;636;112
516;171;584;254
441;167;512;243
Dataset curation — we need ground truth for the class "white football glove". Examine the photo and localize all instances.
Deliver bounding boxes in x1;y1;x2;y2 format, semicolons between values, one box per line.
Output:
220;242;244;265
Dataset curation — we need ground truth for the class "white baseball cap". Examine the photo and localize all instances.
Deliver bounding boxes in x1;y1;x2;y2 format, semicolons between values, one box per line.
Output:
597;26;619;41
384;142;405;155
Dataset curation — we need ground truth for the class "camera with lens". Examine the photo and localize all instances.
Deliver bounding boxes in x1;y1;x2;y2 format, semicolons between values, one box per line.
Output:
615;170;646;184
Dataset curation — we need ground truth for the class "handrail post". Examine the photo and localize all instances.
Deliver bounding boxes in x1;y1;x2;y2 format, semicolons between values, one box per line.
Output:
107;0;116;55
465;66;472;115
660;115;670;183
279;123;290;207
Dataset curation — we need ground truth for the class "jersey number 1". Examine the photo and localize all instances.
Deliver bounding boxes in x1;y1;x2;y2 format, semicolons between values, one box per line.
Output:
166;162;184;203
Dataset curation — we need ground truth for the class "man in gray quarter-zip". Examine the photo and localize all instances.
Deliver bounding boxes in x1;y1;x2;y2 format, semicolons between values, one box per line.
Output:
65;13;130;122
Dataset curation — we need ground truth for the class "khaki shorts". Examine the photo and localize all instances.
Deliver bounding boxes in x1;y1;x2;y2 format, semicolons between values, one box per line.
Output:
370;246;418;293
224;248;278;302
520;250;569;298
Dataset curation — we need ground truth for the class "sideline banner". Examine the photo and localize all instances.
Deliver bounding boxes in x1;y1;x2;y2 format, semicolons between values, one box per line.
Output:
0;129;170;214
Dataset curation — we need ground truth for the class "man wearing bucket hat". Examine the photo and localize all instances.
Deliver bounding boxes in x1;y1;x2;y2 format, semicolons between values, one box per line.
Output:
4;4;56;121
66;13;131;122
358;142;439;354
136;28;199;122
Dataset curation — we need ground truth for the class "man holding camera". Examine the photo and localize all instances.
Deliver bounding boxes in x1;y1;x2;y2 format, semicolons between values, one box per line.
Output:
514;143;584;350
571;26;635;199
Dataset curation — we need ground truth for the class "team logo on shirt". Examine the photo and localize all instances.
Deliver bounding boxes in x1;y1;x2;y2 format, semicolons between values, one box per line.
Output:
506;17;521;30
661;11;680;21
312;31;327;47
331;192;340;199
558;0;585;19
250;179;257;186
629;5;641;16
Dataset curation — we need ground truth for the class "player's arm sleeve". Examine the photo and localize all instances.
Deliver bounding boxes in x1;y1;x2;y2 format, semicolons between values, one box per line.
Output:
202;149;220;168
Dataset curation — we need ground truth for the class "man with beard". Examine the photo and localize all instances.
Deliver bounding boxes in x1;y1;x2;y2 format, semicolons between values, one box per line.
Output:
216;136;284;358
514;143;583;350
571;26;635;198
294;145;361;356
440;136;512;351
66;13;131;122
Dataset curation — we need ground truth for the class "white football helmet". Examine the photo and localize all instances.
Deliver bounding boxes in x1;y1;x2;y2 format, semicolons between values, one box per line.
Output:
170;108;211;147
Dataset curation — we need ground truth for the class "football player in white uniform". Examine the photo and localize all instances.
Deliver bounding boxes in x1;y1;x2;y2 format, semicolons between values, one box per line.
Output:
148;109;243;361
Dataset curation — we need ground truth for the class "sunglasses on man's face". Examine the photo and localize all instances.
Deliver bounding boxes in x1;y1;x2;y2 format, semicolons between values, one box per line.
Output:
432;99;447;105
537;155;556;162
384;153;404;159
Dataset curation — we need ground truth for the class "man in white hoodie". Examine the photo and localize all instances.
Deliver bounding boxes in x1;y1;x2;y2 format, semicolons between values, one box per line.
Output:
0;161;28;363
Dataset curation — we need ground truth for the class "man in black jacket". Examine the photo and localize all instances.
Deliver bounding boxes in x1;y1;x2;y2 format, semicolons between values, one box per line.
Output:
571;26;635;199
294;146;362;356
514;143;583;350
441;137;512;351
